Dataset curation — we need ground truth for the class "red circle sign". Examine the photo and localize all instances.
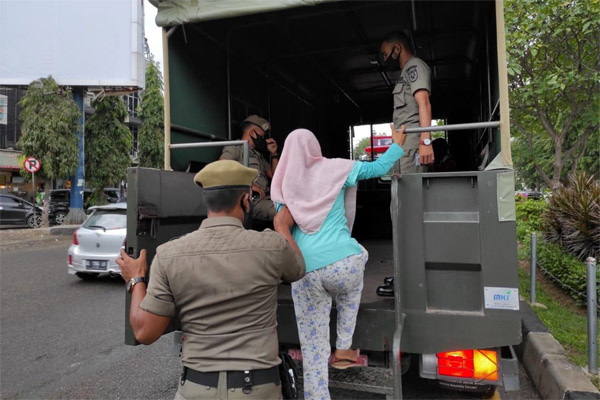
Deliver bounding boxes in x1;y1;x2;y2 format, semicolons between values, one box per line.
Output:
23;157;41;173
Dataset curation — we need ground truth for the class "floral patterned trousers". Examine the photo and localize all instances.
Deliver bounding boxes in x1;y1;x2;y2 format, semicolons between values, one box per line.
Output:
291;246;368;400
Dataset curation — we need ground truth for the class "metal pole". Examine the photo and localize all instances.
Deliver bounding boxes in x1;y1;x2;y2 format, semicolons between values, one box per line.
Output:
531;232;537;304
169;140;250;167
403;121;500;134
587;257;597;374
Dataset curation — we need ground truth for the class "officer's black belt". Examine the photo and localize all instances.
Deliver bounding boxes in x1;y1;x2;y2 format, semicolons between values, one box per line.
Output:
182;366;280;388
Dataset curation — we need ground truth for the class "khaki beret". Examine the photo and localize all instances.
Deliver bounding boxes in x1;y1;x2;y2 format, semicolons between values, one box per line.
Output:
194;160;258;190
244;115;271;132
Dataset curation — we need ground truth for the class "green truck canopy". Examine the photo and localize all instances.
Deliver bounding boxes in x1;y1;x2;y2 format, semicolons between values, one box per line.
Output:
150;0;336;26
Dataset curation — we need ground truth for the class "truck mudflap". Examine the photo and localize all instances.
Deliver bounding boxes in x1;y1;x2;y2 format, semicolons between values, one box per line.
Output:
418;345;520;393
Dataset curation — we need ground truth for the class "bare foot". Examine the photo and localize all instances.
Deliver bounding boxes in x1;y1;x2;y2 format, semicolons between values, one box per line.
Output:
334;348;359;362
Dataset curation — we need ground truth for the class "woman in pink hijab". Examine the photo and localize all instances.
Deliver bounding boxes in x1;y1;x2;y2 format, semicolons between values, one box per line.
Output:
271;125;406;400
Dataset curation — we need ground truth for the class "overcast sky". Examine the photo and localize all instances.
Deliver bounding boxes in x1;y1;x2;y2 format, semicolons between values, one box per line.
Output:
144;0;163;74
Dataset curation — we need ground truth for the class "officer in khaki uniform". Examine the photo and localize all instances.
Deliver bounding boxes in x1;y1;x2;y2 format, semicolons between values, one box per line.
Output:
220;115;278;220
117;160;305;400
380;31;434;173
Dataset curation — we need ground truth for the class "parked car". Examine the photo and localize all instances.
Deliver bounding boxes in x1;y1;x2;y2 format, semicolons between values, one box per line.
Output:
67;203;126;280
0;194;42;228
46;188;122;225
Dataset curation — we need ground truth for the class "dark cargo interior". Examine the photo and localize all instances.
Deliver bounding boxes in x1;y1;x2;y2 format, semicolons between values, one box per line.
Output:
165;0;502;240
167;1;500;170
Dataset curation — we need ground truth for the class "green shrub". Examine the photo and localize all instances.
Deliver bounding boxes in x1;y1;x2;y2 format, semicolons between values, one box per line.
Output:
543;172;600;261
537;241;599;306
516;199;547;242
516;197;599;305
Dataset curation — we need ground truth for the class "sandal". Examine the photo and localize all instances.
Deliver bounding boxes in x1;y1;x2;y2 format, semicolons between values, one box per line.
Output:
330;349;364;369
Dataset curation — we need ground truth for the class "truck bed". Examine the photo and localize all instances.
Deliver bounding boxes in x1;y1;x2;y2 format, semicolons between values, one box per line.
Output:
277;239;395;310
276;240;396;352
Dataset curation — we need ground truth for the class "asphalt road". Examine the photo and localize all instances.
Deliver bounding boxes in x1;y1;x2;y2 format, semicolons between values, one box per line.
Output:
0;242;539;399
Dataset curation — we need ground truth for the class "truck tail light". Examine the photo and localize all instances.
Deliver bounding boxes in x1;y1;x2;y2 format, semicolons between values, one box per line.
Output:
437;349;498;381
73;230;79;245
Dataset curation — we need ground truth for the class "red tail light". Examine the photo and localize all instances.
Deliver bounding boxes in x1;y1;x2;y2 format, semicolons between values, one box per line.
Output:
68;255;72;265
72;230;79;245
437;349;498;381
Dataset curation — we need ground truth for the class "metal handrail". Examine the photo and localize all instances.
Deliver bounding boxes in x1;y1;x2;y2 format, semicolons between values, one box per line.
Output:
403;121;500;134
169;140;249;167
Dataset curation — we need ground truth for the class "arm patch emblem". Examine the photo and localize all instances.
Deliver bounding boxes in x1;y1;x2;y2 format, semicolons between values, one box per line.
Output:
407;66;418;82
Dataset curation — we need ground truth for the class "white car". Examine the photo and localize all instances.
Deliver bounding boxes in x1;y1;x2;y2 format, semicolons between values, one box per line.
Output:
68;203;127;280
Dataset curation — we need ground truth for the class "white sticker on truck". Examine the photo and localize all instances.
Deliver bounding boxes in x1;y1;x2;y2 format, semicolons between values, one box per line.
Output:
484;287;519;310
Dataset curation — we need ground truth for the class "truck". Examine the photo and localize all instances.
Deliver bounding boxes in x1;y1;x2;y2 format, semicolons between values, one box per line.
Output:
126;1;521;398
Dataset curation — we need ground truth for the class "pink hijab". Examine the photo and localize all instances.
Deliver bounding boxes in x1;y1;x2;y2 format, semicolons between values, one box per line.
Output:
271;129;357;234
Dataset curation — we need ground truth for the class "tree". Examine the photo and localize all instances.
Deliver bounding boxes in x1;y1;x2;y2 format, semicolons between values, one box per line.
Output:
353;137;371;159
84;96;132;205
505;0;599;189
18;76;80;226
138;58;164;168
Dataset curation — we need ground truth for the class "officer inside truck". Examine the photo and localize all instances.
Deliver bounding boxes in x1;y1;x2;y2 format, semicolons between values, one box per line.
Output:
220;115;279;221
380;31;434;172
116;160;305;400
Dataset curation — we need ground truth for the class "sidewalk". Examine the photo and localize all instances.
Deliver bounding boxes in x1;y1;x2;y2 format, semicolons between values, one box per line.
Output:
0;225;79;251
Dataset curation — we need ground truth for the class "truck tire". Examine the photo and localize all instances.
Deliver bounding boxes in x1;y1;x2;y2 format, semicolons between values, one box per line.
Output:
75;272;99;280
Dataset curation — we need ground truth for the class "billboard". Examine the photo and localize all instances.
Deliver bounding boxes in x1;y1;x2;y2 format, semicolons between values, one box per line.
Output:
0;0;145;89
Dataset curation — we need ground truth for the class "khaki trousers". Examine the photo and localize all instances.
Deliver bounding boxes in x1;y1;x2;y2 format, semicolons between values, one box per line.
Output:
174;371;282;400
399;134;429;173
251;196;276;220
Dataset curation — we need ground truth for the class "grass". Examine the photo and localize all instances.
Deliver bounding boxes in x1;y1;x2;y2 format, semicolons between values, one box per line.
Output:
518;268;593;367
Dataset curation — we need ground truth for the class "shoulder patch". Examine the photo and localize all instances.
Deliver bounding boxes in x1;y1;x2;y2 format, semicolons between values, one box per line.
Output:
407;65;418;83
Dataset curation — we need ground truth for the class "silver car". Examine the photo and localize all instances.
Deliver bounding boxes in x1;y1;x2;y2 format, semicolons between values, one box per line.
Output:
68;203;126;280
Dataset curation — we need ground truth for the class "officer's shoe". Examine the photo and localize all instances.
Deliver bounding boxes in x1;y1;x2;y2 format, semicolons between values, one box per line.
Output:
383;276;394;286
376;284;394;297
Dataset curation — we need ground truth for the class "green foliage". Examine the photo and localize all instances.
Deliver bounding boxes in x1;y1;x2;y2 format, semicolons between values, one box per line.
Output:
17;76;80;180
138;59;164;169
518;269;595;367
506;0;600;189
537;240;597;306
516;198;598;305
543;172;600;260
84;96;132;205
515;198;547;242
353;137;371;159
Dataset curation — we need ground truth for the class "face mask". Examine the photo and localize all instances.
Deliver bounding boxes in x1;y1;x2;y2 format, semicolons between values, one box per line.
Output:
382;46;400;70
251;131;269;155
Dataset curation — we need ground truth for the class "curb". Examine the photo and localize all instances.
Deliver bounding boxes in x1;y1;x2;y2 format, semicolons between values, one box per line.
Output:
49;225;80;236
516;300;599;399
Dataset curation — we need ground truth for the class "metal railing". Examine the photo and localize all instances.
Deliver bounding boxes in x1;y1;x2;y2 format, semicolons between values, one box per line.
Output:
169;140;249;167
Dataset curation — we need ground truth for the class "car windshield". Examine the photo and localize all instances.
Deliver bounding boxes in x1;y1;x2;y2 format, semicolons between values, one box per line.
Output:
83;209;126;230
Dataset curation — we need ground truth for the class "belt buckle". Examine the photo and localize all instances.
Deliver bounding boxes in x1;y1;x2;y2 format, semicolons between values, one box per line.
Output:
242;370;253;394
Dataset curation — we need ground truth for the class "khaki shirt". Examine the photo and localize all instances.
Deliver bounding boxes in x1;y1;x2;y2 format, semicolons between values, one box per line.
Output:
221;146;271;191
140;217;305;372
392;57;431;150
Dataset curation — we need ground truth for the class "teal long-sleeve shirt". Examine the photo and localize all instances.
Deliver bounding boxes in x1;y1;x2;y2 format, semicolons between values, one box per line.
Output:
277;143;404;273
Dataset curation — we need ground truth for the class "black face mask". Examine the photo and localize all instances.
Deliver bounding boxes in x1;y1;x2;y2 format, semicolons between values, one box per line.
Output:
251;131;270;156
382;46;400;71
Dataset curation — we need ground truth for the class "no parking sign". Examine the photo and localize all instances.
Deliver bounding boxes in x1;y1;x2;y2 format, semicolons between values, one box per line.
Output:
23;157;41;173
23;156;41;197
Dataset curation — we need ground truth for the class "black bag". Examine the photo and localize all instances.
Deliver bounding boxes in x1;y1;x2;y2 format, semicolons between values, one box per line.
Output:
279;352;300;400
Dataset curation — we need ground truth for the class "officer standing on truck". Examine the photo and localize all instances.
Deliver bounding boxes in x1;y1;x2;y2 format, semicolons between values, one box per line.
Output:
380;31;434;172
220;115;278;220
116;160;305;400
